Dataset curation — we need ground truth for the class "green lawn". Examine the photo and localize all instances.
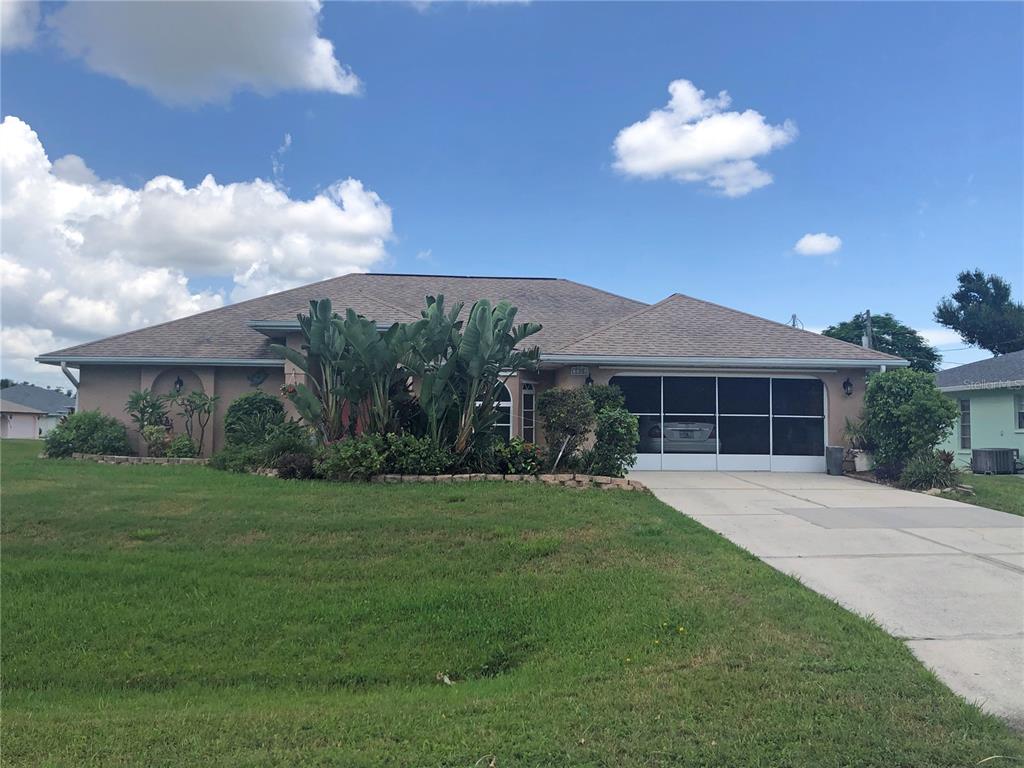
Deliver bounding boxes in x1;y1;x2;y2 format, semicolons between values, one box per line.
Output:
2;439;1021;766
941;472;1024;517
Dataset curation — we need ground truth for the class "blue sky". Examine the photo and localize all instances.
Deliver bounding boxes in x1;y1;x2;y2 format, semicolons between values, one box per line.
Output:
2;1;1022;383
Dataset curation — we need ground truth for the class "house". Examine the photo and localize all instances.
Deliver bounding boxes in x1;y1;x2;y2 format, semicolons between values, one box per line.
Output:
37;273;905;471
1;399;45;439
936;349;1024;468
0;384;76;437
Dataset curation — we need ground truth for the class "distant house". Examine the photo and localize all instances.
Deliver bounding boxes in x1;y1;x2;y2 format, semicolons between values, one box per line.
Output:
1;399;45;439
0;384;76;438
936;349;1024;468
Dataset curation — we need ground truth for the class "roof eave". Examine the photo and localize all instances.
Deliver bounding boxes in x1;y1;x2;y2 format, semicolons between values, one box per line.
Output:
539;354;908;369
36;355;284;368
938;379;1024;392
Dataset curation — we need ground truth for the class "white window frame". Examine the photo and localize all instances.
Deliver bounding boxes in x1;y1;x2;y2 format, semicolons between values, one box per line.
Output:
521;382;536;443
959;399;972;450
478;383;513;442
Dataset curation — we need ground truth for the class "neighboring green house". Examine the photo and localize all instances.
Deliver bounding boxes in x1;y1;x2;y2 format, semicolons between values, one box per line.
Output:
937;349;1024;468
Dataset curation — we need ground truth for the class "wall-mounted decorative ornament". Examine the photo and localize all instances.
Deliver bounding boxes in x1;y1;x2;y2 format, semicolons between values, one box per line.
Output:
247;369;269;388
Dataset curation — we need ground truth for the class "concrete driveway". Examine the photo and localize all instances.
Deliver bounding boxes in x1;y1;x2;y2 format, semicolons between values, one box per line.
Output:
632;470;1024;726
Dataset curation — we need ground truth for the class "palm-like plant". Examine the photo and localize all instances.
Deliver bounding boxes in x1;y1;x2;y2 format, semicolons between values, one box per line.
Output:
274;295;541;459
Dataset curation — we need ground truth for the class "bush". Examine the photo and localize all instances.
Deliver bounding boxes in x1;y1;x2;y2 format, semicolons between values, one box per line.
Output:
588;407;639;477
262;420;314;463
537;388;594;470
44;411;132;458
315;436;384;481
209;444;265;473
141;424;170;457
584;383;625;414
380;434;455;475
276;452;315;480
863;369;958;476
899;450;960;490
224;391;285;446
494;438;544;475
166;434;198;458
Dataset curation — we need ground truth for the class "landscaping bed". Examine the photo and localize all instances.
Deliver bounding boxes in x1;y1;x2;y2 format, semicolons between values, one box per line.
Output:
2;438;1021;766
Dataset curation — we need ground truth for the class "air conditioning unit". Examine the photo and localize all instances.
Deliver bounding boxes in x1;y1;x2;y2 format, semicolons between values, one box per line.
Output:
971;448;1019;475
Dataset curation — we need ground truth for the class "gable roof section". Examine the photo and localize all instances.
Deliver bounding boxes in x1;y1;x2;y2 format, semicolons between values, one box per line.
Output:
0;398;45;415
39;273;647;363
0;384;75;414
936;349;1024;391
554;293;903;364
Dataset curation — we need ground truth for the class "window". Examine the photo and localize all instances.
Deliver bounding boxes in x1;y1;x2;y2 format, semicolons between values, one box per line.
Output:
521;383;535;443
478;383;513;442
959;399;971;450
494;383;513;442
1015;393;1024;431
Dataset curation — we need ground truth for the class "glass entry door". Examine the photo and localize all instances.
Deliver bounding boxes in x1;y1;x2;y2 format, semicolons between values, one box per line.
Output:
610;375;826;471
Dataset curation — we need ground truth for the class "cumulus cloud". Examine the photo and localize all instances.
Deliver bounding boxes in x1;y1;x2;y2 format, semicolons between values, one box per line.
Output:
46;0;359;105
1;0;39;50
793;232;842;257
612;79;797;197
0;116;393;382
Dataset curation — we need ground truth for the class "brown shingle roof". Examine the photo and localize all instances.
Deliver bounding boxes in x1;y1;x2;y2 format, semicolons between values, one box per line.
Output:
40;273;646;361
557;293;902;362
39;276;901;365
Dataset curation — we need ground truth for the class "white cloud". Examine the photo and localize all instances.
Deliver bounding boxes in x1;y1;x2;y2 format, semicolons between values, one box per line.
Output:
612;79;797;197
793;232;842;257
0;115;393;382
1;0;39;50
47;0;359;105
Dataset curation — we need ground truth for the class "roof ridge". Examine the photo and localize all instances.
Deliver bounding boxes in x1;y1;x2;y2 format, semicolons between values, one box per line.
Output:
554;278;648;310
556;293;677;352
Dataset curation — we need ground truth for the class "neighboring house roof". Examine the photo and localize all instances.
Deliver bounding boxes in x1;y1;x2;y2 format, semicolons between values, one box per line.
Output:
552;294;902;364
936;349;1024;391
0;399;45;415
37;273;903;368
0;384;75;415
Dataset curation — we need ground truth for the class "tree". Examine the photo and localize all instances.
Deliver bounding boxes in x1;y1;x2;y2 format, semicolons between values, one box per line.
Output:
862;368;957;477
934;270;1024;355
822;313;940;372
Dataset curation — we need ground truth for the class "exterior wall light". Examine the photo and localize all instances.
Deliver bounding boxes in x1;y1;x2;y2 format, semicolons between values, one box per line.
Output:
842;377;854;397
173;376;184;394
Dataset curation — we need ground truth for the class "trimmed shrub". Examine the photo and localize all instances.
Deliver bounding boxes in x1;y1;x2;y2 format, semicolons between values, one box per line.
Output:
494;438;544;475
588;407;639;477
315;437;384;481
584;383;625;414
537;388;595;470
380;434;456;475
209;444;264;473
899;450;959;490
863;369;958;476
276;452;315;480
44;411;132;458
224;391;285;446
166;434;198;458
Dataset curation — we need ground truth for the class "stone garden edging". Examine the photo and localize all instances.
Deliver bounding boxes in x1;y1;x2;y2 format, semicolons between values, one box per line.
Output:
369;472;647;491
71;452;209;466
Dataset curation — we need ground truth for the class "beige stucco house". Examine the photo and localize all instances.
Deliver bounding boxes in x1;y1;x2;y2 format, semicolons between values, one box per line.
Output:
38;273;905;471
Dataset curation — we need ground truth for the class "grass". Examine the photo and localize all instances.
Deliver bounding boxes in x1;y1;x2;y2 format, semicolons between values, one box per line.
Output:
2;438;1021;767
941;472;1024;516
